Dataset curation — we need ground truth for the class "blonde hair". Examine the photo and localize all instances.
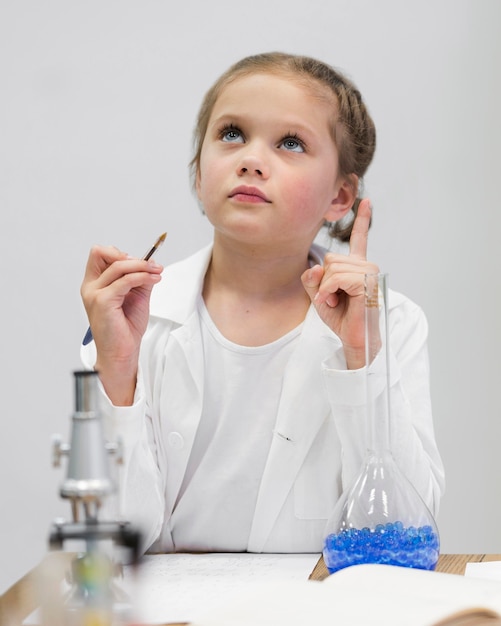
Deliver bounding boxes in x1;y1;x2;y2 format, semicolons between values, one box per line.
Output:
190;52;376;242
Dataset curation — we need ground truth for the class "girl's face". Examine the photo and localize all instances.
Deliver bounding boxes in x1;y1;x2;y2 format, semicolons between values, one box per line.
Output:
196;72;355;252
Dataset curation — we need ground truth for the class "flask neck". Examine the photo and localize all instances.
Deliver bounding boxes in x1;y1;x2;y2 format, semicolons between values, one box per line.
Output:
365;274;391;453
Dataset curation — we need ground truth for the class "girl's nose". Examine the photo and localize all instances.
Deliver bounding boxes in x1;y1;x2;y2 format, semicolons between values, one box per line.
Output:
237;154;270;179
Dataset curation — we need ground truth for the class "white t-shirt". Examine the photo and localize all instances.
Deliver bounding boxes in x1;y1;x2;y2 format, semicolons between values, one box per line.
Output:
170;296;302;551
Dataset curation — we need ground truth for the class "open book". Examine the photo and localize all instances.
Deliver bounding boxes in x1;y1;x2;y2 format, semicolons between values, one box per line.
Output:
191;563;501;626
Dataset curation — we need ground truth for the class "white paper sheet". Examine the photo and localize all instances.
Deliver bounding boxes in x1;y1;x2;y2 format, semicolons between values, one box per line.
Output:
191;563;501;626
122;553;320;624
465;560;501;582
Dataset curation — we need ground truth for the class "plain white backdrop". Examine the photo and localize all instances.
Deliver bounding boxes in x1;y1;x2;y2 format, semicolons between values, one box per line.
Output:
1;0;500;593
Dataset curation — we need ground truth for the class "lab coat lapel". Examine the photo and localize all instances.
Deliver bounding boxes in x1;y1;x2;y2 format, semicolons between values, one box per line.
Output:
248;307;342;552
161;313;205;518
148;245;212;519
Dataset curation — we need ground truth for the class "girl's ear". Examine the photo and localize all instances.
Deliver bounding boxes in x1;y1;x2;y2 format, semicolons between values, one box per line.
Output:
324;175;358;222
195;167;202;200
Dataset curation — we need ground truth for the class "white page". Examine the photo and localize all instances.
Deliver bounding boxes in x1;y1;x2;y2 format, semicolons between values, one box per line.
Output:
192;563;501;626
122;553;320;624
465;560;501;582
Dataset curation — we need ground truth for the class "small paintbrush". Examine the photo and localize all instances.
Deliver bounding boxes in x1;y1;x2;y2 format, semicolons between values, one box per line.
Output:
82;232;167;346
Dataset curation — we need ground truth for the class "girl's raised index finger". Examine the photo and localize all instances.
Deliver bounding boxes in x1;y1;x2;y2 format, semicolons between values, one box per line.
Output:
349;198;372;258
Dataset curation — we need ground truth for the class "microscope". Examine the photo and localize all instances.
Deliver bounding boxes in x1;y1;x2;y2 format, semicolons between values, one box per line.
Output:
48;370;141;625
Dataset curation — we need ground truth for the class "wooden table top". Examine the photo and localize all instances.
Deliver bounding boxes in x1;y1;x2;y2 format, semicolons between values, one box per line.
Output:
2;553;500;626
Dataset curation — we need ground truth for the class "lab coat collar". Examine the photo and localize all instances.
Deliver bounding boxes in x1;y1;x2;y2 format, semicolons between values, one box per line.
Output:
149;244;213;323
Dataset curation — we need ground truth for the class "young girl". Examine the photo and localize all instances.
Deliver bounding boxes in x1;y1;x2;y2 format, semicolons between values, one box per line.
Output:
80;52;445;554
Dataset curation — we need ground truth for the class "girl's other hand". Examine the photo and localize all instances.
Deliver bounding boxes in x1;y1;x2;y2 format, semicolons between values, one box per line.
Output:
301;199;378;369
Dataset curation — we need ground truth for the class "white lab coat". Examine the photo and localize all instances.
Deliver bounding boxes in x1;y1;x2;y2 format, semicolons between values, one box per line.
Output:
82;244;445;554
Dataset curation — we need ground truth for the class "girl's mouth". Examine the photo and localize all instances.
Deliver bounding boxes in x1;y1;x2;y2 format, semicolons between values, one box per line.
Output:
229;186;271;203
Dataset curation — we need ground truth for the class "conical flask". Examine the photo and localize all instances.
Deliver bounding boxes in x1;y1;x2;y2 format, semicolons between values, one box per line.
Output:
322;273;440;574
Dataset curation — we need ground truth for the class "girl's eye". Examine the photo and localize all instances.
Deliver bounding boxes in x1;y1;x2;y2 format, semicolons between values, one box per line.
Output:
280;136;305;153
220;126;244;143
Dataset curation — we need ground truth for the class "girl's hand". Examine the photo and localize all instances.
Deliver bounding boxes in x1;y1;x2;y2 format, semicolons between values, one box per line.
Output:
301;199;378;369
80;245;163;404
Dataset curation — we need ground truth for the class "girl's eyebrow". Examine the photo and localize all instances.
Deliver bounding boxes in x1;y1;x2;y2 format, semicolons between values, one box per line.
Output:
209;113;244;126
